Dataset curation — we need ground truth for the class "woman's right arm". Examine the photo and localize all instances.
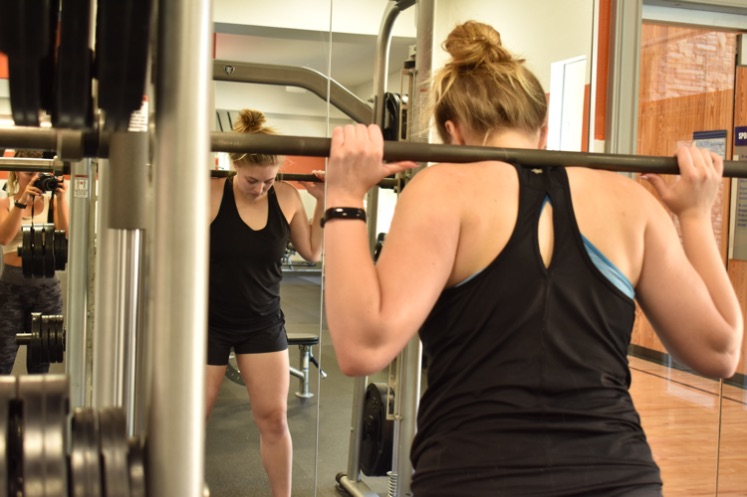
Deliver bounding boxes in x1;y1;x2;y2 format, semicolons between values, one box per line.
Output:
636;145;743;379
0;198;20;245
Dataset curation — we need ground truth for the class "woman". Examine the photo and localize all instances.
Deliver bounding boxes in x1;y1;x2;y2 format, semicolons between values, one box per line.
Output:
0;150;69;375
206;109;324;497
322;21;743;496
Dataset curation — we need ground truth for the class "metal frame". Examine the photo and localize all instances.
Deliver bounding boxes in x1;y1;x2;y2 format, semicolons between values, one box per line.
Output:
146;1;212;496
213;60;372;124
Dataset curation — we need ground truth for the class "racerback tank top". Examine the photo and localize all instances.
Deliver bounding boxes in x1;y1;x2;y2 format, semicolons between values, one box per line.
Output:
208;177;290;331
411;164;661;496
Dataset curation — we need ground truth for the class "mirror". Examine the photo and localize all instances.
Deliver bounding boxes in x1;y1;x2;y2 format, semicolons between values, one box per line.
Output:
206;2;332;496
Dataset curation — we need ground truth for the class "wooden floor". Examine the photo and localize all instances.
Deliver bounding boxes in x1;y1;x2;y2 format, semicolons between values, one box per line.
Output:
629;356;747;497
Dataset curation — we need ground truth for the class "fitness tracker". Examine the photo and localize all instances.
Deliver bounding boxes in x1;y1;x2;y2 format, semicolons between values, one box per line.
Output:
320;207;366;228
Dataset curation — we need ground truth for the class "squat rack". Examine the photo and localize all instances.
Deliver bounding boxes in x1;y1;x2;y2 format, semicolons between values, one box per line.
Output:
2;2;747;497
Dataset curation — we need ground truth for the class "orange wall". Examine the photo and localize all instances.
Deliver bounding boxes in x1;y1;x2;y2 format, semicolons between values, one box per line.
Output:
594;0;611;142
0;52;7;79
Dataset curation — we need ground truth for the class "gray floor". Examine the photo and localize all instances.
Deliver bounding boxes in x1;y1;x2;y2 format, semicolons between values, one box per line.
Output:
205;271;392;497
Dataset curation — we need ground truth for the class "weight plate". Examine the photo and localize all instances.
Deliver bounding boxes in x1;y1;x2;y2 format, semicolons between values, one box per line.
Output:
54;0;93;129
54;319;65;364
40;315;52;364
99;408;130;497
0;376;17;497
21;226;33;278
70;407;102;497
27;312;43;366
360;382;394;477
54;232;68;271
96;0;154;131
32;227;44;278
17;375;69;497
43;225;55;278
0;0;53;126
42;315;64;364
127;438;146;497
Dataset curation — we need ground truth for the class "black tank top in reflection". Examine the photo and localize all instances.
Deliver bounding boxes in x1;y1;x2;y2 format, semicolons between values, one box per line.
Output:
209;177;290;331
410;165;662;497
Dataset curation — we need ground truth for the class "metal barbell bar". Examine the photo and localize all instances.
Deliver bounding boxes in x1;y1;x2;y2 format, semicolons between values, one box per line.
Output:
213;133;747;177
0;157;68;175
210;170;398;189
3;127;747;177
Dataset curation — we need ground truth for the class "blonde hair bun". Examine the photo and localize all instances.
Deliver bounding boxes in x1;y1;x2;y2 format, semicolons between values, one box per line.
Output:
443;20;515;67
235;108;275;135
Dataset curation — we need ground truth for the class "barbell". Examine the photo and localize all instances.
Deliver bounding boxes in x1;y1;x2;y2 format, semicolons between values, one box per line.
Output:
2;127;747;177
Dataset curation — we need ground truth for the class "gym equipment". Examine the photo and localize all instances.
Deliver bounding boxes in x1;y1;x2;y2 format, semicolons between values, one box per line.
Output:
95;0;154;131
0;375;146;497
359;383;395;477
54;0;94;129
0;0;57;127
381;93;403;142
0;157;68;175
16;313;66;365
17;224;69;278
225;332;327;399
213;60;372;124
210;133;747;178
209;170;398;190
4;127;747;178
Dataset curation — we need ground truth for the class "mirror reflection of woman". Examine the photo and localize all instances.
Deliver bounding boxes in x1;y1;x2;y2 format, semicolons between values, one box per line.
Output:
0;150;69;375
205;109;324;497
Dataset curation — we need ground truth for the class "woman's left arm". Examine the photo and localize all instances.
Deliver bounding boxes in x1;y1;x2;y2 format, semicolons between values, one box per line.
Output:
54;177;69;235
285;178;324;262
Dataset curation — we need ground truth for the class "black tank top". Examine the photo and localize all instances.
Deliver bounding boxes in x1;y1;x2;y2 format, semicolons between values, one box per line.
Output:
208;177;290;331
411;165;662;497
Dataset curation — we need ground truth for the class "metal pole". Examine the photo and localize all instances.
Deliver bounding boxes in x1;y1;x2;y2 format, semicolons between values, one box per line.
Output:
211;170;397;188
5;128;747;177
391;4;433;493
64;159;92;410
107;130;149;436
148;1;211;496
369;0;413;254
0;157;67;174
92;161;123;409
118;231;143;437
606;0;642;155
213;60;372;124
209;133;747;178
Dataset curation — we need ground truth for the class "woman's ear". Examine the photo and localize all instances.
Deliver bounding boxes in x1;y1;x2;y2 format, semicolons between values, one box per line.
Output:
445;120;467;145
538;124;549;150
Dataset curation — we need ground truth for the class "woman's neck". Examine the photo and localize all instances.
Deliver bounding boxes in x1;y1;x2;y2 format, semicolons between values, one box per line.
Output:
473;129;542;150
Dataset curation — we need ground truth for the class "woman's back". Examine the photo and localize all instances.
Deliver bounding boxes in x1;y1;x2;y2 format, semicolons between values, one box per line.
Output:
410;162;662;496
430;161;649;290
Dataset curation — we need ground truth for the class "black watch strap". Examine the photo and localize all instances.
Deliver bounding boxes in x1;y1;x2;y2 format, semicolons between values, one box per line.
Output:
13;200;27;209
320;207;366;228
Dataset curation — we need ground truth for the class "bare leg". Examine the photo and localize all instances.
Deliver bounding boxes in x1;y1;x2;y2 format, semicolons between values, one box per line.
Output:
237;351;292;497
205;364;228;420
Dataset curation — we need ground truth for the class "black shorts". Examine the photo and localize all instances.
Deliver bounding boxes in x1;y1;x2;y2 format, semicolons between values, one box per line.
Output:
207;320;288;366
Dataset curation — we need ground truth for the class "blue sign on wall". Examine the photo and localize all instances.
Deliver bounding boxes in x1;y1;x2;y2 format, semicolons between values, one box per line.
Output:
736;126;747;147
